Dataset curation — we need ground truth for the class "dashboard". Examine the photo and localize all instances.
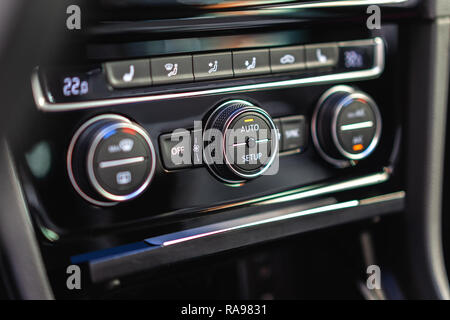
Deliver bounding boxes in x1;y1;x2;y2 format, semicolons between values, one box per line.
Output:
0;0;449;300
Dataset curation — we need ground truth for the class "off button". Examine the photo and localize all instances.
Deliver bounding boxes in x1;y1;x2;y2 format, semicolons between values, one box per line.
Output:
159;131;192;170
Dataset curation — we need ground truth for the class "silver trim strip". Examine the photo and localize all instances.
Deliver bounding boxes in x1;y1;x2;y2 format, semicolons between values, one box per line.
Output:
98;156;145;169
162;201;360;246
32;38;384;112
160;191;405;247
200;168;390;213
258;169;389;206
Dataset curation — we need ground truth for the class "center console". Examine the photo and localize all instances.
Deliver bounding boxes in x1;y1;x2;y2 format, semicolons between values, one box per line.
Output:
9;0;419;298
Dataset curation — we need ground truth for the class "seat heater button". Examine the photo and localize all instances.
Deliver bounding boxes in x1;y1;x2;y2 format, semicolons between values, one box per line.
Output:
232;49;270;77
193;52;233;81
305;43;339;69
150;55;193;85
104;59;151;88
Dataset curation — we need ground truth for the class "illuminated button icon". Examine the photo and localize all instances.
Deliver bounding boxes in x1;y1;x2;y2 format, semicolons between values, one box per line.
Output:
245;57;257;70
305;43;338;69
193;52;233;81
270;46;306;73
151;55;193;85
208;60;218;73
316;49;327;63
122;65;135;82
164;63;178;77
232;49;270;76
116;171;132;185
344;50;364;68
280;54;295;64
119;138;134;152
285;128;300;139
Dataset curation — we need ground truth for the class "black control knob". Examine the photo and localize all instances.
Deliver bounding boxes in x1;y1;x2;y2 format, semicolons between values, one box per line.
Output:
312;86;382;167
67;114;156;206
203;100;279;184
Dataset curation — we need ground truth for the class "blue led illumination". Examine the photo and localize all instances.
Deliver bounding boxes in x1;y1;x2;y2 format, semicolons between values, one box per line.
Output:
103;129;116;139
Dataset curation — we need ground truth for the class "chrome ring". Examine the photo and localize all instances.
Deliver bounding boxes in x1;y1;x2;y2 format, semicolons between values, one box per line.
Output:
67;114;156;205
311;86;382;166
311;85;355;168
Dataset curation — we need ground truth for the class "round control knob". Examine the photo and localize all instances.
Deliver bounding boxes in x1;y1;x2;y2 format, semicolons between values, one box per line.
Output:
67;114;156;206
312;86;382;167
203;100;279;184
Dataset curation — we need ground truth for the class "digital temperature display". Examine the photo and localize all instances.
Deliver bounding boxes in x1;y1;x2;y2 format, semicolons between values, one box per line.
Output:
63;76;89;97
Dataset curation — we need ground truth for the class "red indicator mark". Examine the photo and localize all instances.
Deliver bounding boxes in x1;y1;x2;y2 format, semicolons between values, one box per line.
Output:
122;128;136;135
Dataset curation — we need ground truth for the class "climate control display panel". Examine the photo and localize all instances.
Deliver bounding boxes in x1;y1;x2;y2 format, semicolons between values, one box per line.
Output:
33;38;382;111
65;84;384;207
22;30;400;231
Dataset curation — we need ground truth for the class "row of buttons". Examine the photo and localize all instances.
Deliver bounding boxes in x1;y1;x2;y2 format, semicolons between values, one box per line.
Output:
159;115;307;170
104;43;339;89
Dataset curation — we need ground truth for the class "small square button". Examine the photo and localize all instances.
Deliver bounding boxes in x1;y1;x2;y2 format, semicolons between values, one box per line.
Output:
104;59;151;88
151;55;193;85
232;49;270;77
159;131;192;170
280;115;307;151
193;52;233;81
270;46;306;73
305;43;339;69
